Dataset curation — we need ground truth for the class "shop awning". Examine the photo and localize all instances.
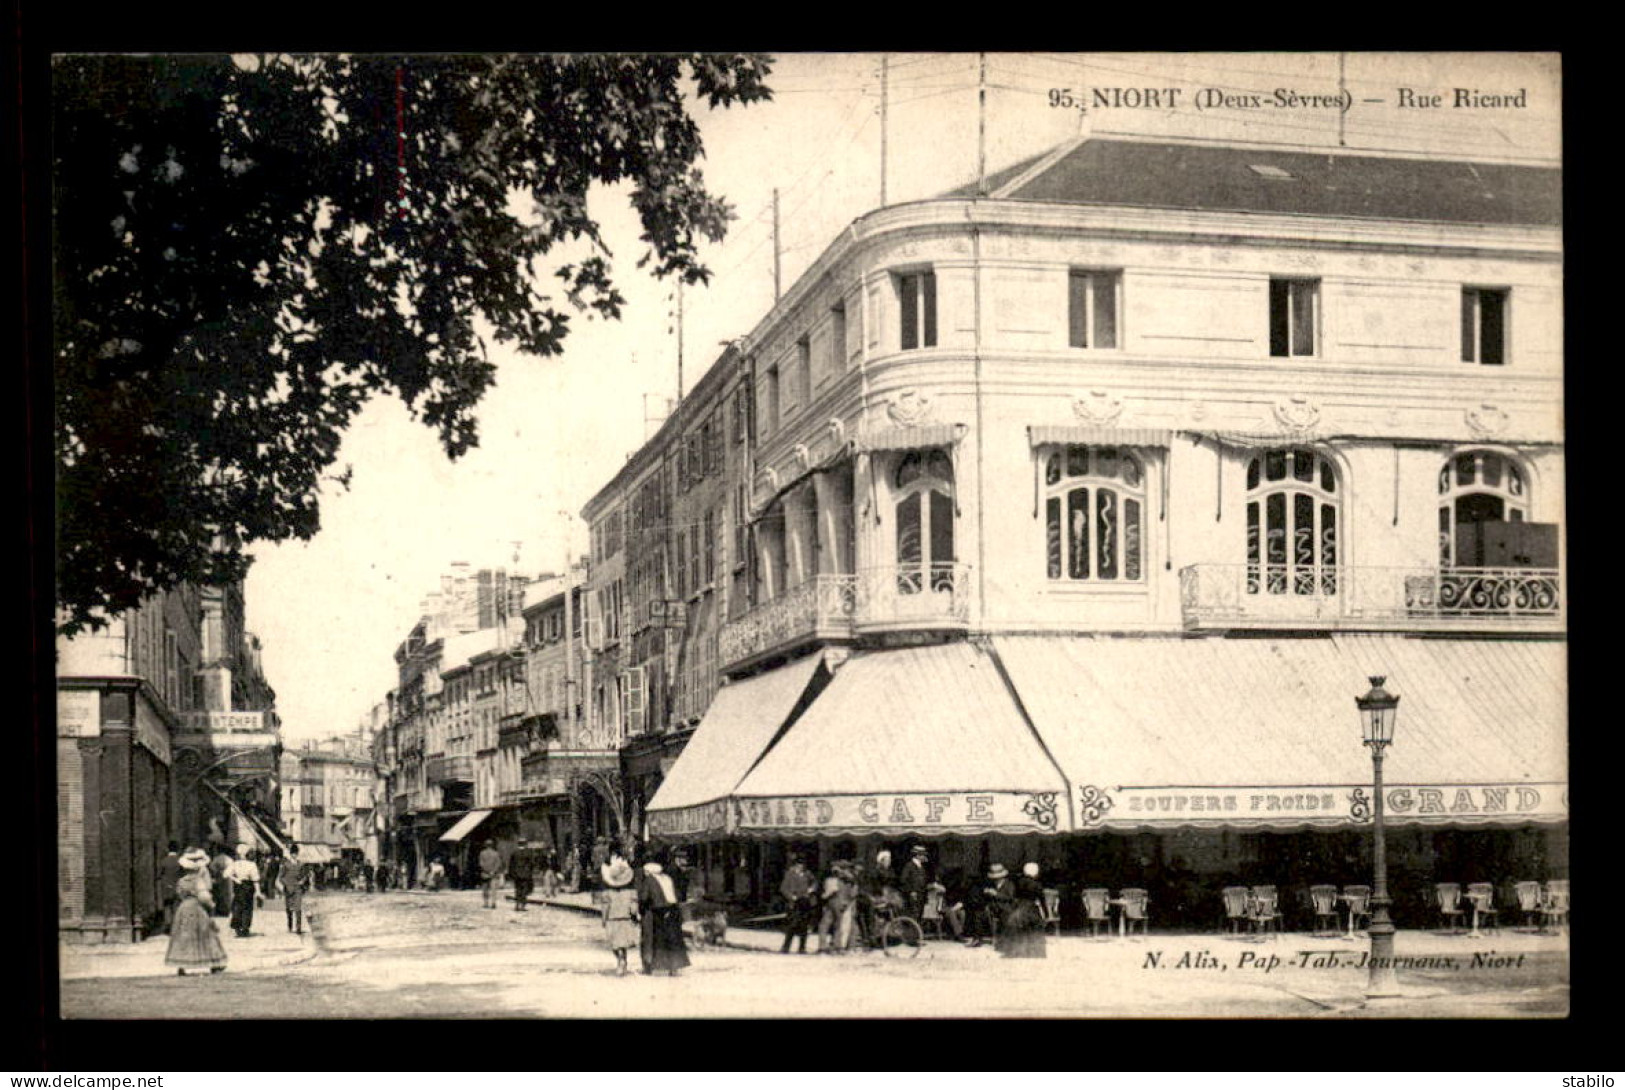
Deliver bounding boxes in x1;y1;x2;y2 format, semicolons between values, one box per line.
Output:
647;652;829;840
992;633;1567;832
438;808;494;842
296;843;334;864
731;642;1070;837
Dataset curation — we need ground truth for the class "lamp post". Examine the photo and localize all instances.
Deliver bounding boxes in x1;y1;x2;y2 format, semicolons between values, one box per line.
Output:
1356;675;1401;1000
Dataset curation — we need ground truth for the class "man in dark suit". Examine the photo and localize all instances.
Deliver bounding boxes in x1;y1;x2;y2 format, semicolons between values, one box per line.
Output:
157;842;182;934
508;839;537;911
899;845;931;919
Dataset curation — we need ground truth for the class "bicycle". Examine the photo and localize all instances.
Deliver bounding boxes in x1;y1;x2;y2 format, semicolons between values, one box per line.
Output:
868;897;924;958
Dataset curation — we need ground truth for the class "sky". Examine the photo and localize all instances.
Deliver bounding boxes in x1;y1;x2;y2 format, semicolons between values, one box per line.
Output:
239;52;1562;740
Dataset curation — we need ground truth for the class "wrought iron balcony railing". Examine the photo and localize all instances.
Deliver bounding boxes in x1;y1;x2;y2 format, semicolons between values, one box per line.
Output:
425;754;474;784
1179;564;1563;632
719;573;859;669
719;564;974;669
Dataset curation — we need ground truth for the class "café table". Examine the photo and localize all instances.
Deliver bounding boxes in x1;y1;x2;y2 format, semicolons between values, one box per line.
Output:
1108;897;1129;938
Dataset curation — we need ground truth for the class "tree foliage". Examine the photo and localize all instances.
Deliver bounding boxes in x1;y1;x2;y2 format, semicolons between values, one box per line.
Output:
54;53;772;635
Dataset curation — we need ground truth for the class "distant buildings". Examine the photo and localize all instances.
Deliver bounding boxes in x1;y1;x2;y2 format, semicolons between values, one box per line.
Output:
280;730;379;869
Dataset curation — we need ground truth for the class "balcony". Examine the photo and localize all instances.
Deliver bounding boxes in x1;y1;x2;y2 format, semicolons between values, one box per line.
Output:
719;573;858;670
720;564;973;670
1179;565;1564;633
425;754;474;785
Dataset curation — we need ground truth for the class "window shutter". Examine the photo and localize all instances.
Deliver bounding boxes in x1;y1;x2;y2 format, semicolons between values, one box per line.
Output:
626;666;646;736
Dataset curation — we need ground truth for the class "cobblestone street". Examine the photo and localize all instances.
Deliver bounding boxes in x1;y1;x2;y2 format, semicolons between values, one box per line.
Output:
58;890;1569;1019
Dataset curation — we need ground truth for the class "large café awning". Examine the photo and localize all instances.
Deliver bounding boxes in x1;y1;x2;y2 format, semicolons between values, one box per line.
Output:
438;808;494;843
646;652;829;840
993;633;1567;833
730;642;1070;837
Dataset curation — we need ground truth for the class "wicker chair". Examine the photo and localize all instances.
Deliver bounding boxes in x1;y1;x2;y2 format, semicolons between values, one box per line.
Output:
1341;885;1372;935
1541;879;1570;932
920;885;946;940
1514;881;1545;931
1221;886;1252;935
1041;888;1062;936
1082;888;1111;938
1249;885;1282;936
1309;884;1340;936
1435;882;1466;932
1120;888;1149;937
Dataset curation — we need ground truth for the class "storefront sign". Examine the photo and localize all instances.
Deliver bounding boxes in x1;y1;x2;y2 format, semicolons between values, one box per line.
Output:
733;791;1060;834
1088;782;1568;828
185;711;266;733
135;700;172;766
648;800;729;838
57;690;100;737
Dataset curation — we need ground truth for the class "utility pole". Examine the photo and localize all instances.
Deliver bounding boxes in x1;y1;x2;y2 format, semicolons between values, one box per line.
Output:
1337;52;1348;147
977;52;988;196
879;53;889;207
772;187;782;302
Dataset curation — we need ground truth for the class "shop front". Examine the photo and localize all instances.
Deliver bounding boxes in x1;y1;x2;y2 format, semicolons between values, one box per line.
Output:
655;641;1070;904
645;649;830;901
645;631;1565;931
990;632;1568;931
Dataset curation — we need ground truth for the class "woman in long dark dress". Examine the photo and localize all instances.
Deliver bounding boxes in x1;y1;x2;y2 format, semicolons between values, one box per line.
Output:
638;861;690;977
998;862;1048;958
165;847;227;975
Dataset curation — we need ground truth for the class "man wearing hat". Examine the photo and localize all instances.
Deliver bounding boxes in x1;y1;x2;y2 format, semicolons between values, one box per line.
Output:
778;853;816;954
967;863;1014;948
508;839;537;912
899;845;931;920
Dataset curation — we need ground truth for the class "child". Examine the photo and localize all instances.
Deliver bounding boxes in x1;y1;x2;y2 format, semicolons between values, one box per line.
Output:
599;855;639;976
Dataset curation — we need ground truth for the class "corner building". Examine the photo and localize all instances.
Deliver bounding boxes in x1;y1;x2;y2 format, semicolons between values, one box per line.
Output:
625;134;1565;930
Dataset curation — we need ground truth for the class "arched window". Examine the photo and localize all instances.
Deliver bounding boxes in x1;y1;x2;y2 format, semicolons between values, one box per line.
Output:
1043;445;1144;582
894;449;955;594
1246;448;1340;596
1439;449;1528;566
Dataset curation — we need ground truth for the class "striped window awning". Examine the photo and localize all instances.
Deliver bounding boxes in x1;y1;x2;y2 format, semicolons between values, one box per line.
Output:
854;423;966;453
1027;425;1173;448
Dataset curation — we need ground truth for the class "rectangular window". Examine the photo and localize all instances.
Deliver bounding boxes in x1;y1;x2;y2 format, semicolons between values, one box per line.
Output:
796;335;812;406
675;534;688;599
1269;278;1318;357
1068;270;1120;348
898;270;937;350
831;301;847;373
704;509;716;585
764;366;781;436
690;523;702;594
1462;287;1507;365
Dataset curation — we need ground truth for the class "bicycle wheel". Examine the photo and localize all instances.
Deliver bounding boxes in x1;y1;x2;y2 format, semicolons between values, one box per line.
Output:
881;916;923;957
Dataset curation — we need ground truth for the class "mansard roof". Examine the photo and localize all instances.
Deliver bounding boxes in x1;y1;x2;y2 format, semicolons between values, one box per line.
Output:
943;135;1560;226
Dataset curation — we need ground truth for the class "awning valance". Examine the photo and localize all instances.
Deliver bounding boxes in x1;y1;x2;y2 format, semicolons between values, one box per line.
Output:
730;642;1069;837
853;423;966;453
647;652;829;840
438;808;494;843
992;633;1567;832
1028;426;1173;448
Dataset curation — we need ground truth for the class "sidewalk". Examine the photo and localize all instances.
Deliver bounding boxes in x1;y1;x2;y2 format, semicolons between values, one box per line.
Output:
60;899;319;980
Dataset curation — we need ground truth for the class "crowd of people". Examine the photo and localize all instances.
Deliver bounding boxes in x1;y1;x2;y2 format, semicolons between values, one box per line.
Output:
154;831;1053;984
778;848;1050;959
159;840;316;976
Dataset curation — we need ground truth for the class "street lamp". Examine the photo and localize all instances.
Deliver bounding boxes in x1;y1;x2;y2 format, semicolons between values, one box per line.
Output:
1355;675;1401;1000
